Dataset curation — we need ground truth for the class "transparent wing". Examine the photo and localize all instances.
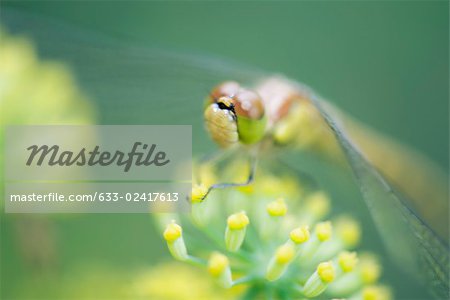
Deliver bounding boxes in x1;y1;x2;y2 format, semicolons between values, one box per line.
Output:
2;8;266;154
312;97;449;298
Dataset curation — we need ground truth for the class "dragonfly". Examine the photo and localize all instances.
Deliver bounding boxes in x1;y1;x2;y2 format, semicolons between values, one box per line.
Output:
201;77;340;194
3;8;448;298
202;77;448;237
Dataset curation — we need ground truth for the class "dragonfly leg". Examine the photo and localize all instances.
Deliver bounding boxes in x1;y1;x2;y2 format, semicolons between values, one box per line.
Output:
200;154;258;201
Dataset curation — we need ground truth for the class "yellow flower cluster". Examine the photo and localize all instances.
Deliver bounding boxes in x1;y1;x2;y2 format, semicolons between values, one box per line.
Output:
0;27;95;206
159;161;391;299
0;27;95;127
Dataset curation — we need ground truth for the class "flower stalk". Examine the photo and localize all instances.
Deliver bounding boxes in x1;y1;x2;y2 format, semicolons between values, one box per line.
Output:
266;243;296;281
262;198;287;240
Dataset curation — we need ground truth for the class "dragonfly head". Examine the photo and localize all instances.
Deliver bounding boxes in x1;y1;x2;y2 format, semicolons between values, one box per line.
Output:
204;82;267;148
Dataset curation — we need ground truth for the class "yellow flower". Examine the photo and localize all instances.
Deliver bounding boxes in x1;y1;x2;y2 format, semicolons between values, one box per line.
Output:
163;222;182;243
362;285;392;300
336;216;361;248
0;28;95;207
131;262;238;300
338;251;358;273
191;184;208;203
317;261;335;283
227;211;250;230
267;198;288;216
315;221;333;241
290;225;310;244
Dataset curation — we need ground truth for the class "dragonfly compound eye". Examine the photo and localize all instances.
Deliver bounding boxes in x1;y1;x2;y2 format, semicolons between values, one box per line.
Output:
209;81;241;101
204;82;267;148
232;89;267;145
204;96;239;148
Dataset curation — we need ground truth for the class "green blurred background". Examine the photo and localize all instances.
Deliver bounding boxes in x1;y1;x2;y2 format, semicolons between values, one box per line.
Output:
1;1;448;299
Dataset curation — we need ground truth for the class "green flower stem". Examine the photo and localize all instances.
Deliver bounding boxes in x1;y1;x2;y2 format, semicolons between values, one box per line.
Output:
186;255;207;267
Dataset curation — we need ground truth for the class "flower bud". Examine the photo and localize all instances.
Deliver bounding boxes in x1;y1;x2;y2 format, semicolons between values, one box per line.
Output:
208;252;232;288
267;198;288;217
191;183;208;203
315;221;332;242
336;216;361;248
362;285;392;300
303;261;335;297
290;225;310;244
262;198;288;240
163;221;188;261
225;211;249;252
266;243;295;281
360;254;381;284
338;251;358;273
305;191;330;220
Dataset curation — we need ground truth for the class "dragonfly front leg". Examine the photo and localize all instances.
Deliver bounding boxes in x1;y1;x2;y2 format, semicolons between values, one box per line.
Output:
189;140;262;203
199;153;258;201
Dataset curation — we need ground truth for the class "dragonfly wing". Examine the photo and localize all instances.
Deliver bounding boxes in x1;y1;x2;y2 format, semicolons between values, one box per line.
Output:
313;96;449;298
